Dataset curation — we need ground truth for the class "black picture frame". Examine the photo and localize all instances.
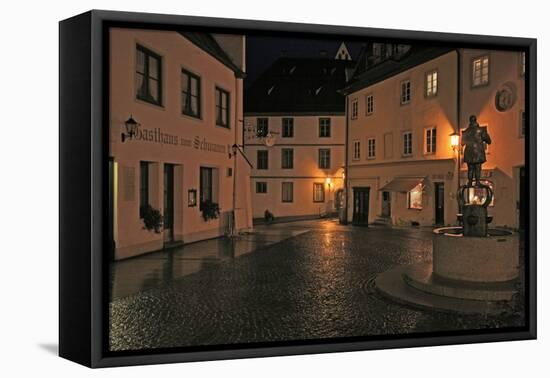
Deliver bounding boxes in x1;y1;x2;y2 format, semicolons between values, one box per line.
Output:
59;9;537;368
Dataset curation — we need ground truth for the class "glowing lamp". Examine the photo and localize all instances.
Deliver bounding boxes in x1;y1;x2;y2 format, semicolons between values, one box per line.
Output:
450;131;460;150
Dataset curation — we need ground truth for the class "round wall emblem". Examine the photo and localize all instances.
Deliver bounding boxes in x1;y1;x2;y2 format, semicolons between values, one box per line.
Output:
494;82;517;112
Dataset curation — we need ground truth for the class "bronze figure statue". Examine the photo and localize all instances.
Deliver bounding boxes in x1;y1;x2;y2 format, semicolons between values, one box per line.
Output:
462;115;492;187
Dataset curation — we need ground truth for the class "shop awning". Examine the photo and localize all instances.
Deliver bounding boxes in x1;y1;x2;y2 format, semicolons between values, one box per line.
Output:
379;177;426;193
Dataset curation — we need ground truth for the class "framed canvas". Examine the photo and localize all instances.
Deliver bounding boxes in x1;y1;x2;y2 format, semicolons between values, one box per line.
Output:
59;10;537;368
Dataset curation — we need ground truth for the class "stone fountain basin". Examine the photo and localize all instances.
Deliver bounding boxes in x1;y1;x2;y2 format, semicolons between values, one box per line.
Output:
432;227;519;283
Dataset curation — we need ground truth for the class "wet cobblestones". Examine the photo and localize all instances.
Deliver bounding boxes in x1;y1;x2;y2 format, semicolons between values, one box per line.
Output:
109;221;524;351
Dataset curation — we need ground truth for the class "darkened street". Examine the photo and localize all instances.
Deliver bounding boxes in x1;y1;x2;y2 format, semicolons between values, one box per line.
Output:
109;220;524;351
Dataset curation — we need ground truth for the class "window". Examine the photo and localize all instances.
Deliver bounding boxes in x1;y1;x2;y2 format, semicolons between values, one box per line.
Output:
403;131;413;156
257;150;268;170
282;182;294;203
139;161;149;218
353;140;361;160
425;70;438;97
227;167;233;177
200;167;213;206
256;182;267;193
318;149;331;169
313;183;325;202
520;110;526;137
401;80;411;104
472;56;489;87
408;183;423;209
425;127;437;154
367;138;376;159
366;94;374;115
136;45;162;106
215;87;230;128
257;118;269;137
282;118;294;137
181;69;201;118
351;99;358;119
319;118;331;137
520;52;526;77
282;148;294;169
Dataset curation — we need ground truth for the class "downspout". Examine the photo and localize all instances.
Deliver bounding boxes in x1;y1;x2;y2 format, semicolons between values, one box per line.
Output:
231;76;239;236
342;96;350;225
456;49;462;220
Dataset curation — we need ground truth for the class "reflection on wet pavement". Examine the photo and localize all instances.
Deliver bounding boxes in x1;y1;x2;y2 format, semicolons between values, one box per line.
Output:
110;222;312;300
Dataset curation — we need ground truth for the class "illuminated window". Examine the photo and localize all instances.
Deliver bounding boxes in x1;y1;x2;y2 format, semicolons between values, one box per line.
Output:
367;138;376;159
472;56;489;87
353;140;361;160
366;94;374;115
425;70;438;97
408;183;423;209
401;80;411;104
403;131;413;156
425;127;437;154
313;183;325;202
351;99;358;119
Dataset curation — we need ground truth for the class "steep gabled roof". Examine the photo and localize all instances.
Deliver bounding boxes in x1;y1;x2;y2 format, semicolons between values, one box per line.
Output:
179;32;245;78
244;57;355;114
341;45;455;95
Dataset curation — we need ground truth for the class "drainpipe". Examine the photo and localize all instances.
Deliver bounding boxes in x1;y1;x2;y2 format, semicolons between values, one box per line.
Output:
342;96;350;225
231;77;239;236
456;49;462;221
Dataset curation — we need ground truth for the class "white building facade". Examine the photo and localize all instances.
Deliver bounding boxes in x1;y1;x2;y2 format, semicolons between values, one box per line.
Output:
342;44;525;229
109;28;253;260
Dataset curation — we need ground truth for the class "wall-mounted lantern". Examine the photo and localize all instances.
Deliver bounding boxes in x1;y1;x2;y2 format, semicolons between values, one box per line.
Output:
450;131;460;151
121;115;139;142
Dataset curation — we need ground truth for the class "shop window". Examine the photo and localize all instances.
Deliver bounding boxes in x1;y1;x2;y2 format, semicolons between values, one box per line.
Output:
408;183;423;209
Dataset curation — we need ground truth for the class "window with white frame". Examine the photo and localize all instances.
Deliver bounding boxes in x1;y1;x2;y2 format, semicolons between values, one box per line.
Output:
425;127;437;154
318;149;331;169
313;183;325;202
366;94;374;115
282;182;294;203
403;131;413;156
472;56;489;87
425;70;438;97
353;140;361;160
367;138;376;159
351;99;358;119
408;183;423;209
319;118;331;137
401;80;411;104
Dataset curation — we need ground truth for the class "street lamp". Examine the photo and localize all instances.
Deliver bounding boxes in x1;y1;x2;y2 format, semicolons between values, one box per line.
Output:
450;131;460;151
121;115;139;142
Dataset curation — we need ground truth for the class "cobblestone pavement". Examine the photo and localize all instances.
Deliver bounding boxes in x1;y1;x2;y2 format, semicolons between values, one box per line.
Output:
109;219;524;351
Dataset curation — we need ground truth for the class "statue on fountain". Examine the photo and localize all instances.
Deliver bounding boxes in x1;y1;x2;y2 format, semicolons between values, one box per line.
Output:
462;115;492;187
459;115;493;237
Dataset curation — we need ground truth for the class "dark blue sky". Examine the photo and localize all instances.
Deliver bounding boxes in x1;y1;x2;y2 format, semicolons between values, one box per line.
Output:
245;35;365;85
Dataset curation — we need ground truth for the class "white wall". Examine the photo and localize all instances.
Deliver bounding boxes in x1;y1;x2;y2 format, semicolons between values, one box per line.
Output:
2;1;546;378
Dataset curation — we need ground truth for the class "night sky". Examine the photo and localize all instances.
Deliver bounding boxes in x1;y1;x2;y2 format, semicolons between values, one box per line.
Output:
245;35;365;86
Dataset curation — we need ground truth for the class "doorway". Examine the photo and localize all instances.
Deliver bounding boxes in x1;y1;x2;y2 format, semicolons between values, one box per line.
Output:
381;191;391;217
434;182;445;225
164;164;175;243
352;187;370;225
